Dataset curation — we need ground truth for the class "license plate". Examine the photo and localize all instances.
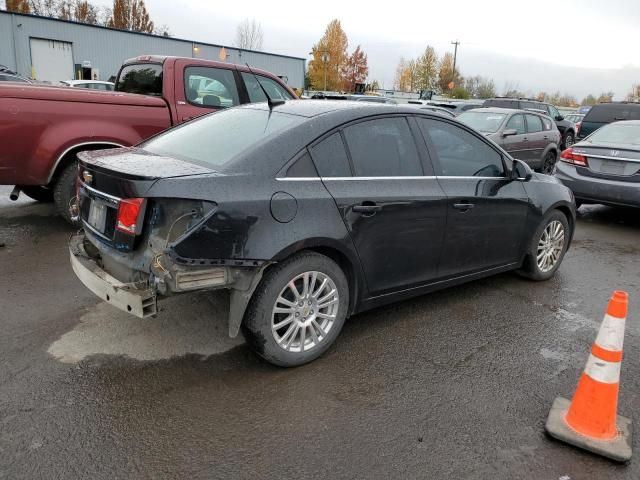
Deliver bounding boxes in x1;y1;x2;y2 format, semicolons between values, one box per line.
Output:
87;201;107;232
600;160;625;175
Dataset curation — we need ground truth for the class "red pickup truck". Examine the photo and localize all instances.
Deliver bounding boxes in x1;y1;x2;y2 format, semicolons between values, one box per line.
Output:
0;55;297;222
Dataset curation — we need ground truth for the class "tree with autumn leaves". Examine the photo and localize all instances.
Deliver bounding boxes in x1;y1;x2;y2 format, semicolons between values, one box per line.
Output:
308;20;369;92
108;0;154;33
6;0;157;33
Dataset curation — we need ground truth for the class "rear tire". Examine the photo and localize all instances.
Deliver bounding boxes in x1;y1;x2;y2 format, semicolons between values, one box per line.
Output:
242;251;349;367
20;186;54;203
53;162;78;225
541;151;557;175
517;210;570;281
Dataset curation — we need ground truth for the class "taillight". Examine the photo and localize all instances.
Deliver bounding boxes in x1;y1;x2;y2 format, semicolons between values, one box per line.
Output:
576;122;581;137
560;147;588;167
116;198;145;235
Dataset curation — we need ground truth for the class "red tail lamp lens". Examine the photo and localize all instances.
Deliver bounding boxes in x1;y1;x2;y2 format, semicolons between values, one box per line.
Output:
116;198;144;234
560;148;588;167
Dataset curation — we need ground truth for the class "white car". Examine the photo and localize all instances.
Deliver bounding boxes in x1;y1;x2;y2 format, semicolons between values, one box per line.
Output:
60;80;115;91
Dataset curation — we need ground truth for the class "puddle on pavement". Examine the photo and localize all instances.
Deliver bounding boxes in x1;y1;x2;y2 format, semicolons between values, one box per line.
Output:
48;291;243;363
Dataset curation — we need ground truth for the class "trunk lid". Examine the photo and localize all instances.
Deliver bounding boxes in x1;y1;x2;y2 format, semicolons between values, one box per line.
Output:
77;148;219;250
572;144;640;182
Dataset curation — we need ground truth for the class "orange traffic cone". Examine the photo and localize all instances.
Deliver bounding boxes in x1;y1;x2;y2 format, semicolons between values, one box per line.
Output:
545;291;633;462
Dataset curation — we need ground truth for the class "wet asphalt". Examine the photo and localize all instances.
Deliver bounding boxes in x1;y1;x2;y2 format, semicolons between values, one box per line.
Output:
1;185;639;480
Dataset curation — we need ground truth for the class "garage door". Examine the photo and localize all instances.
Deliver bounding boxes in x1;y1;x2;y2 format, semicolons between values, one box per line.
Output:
30;38;73;83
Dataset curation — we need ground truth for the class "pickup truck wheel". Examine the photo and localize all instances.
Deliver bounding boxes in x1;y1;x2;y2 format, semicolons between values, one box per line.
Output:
242;252;349;367
53;163;78;225
20;186;54;203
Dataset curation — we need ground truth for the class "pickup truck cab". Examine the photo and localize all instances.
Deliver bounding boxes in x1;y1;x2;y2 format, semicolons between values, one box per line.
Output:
0;55;296;222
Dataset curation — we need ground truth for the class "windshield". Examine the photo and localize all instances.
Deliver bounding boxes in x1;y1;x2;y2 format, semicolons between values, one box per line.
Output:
143;108;303;169
584;123;640;145
457;111;507;133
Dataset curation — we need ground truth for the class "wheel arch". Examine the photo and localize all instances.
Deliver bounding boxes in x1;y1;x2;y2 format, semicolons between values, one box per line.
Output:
48;141;124;185
271;239;363;316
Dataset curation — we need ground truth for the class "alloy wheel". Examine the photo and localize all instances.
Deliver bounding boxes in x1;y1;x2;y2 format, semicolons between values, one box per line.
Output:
537;220;565;273
271;271;340;353
564;133;574;148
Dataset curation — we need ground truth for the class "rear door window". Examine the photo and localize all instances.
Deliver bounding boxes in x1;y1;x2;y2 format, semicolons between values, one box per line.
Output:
185;67;239;108
241;73;294;103
342;117;423;177
310;132;352;177
525;114;543;133
116;63;163;96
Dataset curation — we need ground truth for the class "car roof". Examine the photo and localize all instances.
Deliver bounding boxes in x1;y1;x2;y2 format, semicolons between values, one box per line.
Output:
239;99;423;118
606;119;640;125
460;107;521;115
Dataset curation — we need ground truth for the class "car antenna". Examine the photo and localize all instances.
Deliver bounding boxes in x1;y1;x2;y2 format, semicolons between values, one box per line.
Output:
245;63;286;112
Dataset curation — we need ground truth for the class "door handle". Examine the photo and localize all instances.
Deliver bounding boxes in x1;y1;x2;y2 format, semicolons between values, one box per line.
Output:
352;202;382;216
522;137;529;142
453;203;475;212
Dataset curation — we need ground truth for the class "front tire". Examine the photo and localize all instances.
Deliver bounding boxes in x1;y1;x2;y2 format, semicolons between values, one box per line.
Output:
517;210;569;281
242;252;349;367
52;163;78;225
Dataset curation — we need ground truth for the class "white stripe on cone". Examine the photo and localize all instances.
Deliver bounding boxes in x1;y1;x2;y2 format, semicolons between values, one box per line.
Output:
584;354;621;384
594;314;626;352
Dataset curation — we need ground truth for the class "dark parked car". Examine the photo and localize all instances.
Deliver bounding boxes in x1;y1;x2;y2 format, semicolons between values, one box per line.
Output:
457;108;561;173
69;101;575;367
577;102;640;140
404;103;457;117
483;98;576;149
556;120;640;208
423;101;483;116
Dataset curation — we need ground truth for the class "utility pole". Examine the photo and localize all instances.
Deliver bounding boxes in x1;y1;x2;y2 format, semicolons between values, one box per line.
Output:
451;40;460;91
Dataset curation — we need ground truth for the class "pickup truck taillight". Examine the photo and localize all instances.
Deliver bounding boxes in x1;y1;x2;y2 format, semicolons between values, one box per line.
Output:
560;147;588;167
116;198;145;235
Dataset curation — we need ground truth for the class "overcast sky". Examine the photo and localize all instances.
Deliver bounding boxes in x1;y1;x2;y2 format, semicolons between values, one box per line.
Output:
93;0;640;99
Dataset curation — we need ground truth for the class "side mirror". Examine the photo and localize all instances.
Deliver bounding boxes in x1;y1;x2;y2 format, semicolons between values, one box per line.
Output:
511;159;533;181
555;115;564;121
502;128;518;137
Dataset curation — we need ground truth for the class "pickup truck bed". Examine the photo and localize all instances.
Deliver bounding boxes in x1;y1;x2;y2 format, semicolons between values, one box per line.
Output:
0;55;296;222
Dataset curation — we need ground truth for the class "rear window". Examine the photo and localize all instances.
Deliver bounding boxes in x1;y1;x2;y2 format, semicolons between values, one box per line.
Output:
116;63;163;96
584;123;640;145
584;104;640;123
142;108;303;169
483;99;519;109
457;111;507;133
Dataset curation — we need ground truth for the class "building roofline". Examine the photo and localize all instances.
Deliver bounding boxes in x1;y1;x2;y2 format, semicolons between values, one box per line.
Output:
0;9;307;62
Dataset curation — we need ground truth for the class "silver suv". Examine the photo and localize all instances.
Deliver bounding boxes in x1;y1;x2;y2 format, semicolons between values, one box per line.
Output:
457;107;561;174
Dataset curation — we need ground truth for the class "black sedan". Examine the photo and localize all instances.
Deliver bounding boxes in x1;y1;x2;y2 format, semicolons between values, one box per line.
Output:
556;120;640;208
69;101;576;367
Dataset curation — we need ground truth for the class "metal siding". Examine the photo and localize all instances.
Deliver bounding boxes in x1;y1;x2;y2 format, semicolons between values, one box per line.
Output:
1;11;305;87
0;14;15;70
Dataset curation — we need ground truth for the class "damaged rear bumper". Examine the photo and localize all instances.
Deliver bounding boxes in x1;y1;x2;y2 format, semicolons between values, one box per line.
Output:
69;232;157;318
69;231;270;337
